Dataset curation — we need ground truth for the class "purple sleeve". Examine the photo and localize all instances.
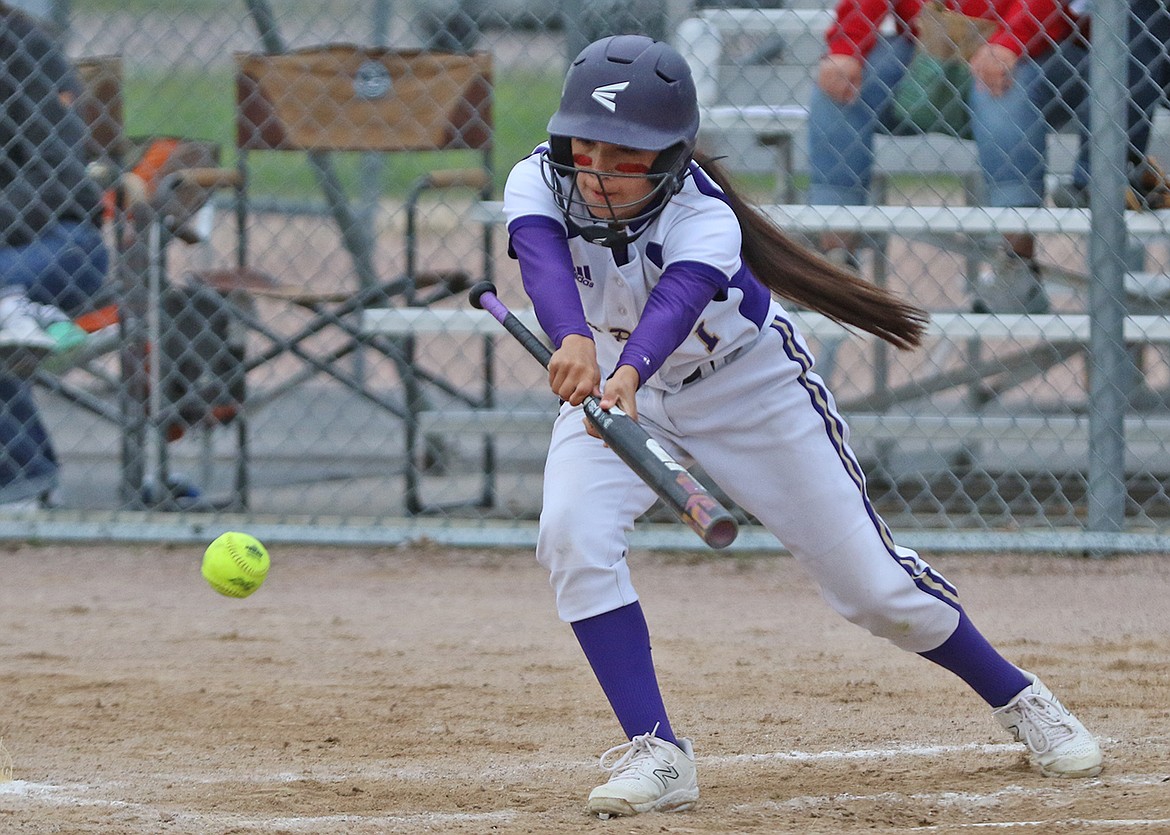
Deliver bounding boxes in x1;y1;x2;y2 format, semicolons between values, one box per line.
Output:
618;260;728;385
507;215;593;348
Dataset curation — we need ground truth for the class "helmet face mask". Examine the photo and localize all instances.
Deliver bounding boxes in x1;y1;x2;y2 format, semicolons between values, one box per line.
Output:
540;147;683;248
542;35;700;248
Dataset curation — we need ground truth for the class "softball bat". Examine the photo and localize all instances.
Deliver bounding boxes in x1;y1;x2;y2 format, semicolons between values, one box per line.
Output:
469;281;739;549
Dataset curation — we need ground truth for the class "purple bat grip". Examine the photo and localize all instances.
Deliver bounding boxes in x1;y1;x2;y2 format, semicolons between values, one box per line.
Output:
468;282;554;367
475;289;509;325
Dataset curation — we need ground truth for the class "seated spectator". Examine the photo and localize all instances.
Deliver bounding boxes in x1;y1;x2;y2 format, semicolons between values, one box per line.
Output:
0;3;108;506
1042;0;1170;209
807;0;1075;313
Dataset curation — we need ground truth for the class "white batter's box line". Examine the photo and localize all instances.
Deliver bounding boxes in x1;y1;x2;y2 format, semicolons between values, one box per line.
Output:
736;775;1170;822
0;780;130;807
155;809;519;832
916;819;1170;830
0;780;518;832
25;740;1112;792
8;772;1163;832
7;740;1137;812
711;741;1018;765
183;742;1031;784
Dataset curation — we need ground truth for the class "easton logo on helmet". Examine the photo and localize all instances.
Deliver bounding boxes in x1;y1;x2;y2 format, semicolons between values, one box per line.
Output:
590;81;629;112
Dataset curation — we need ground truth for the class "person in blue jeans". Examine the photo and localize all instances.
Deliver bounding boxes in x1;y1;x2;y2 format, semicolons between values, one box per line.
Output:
807;0;1075;314
1041;0;1170;208
0;223;106;504
1;4;108;505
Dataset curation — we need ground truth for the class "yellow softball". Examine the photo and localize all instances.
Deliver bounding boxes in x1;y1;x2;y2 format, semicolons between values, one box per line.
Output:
201;532;270;598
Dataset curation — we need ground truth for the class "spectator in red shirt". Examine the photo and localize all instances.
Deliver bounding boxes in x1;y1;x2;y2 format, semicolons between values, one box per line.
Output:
808;0;1075;313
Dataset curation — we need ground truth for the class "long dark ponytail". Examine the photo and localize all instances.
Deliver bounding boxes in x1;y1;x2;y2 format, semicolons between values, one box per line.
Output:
697;156;928;350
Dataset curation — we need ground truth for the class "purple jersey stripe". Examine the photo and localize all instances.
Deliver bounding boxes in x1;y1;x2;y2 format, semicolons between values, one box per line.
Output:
767;314;960;607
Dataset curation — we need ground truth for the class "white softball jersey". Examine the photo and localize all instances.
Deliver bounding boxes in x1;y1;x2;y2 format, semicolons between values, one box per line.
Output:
505;150;779;392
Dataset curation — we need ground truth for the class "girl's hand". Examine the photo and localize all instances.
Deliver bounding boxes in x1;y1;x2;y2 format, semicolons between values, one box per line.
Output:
587;364;640;440
969;43;1017;97
592;363;641;431
818;54;863;104
548;334;601;406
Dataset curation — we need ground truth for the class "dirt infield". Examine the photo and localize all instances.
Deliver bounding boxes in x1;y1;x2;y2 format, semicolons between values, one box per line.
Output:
1;542;1167;834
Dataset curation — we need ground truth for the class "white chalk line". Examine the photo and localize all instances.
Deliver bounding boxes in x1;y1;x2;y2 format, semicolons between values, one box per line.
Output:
0;739;1121;792
0;781;516;831
733;773;1170;831
246;741;1023;783
0;741;1034;797
736;773;1167;812
151;741;1049;785
1;740;1157;830
0;741;1106;795
917;819;1170;830
717;740;1020;764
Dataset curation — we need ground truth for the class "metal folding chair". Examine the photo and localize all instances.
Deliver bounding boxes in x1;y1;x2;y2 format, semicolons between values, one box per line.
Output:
178;44;495;510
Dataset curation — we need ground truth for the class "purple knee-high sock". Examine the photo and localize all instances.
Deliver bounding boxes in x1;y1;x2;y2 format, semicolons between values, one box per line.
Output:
571;602;677;744
919;608;1030;708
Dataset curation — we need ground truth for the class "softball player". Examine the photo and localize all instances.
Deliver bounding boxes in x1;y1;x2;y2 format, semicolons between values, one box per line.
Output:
503;35;1102;819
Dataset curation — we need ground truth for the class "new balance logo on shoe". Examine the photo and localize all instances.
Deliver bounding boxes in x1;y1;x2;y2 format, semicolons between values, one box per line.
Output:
652;764;679;788
591;82;629;113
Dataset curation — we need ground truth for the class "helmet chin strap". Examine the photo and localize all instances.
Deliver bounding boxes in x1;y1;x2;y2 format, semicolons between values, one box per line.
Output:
573;219;637;248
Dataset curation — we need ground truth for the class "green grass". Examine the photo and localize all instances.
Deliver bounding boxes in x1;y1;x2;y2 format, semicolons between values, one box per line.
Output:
122;67;562;200
124;68;233;147
78;0;342;15
121;67;852;205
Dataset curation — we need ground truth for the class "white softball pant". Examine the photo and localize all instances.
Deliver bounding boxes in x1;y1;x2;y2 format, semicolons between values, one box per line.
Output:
536;318;961;654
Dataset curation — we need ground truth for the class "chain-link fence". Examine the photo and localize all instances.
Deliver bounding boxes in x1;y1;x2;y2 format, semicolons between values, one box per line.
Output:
3;0;1170;550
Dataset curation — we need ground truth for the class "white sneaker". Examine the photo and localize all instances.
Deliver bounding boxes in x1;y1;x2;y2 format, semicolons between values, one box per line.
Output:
0;293;56;345
586;730;698;818
993;671;1103;778
0;292;82;373
19;296;84;348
